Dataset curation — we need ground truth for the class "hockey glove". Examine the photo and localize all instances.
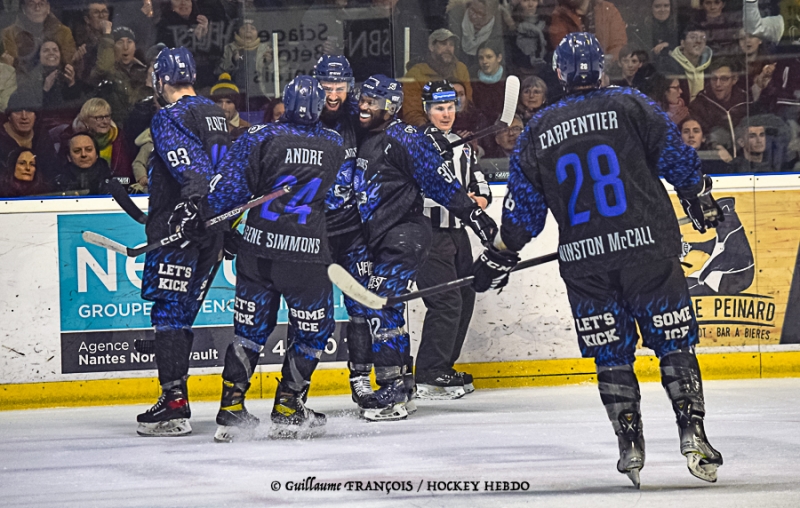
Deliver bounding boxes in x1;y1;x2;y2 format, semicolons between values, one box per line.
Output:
678;175;724;234
222;230;241;260
466;207;498;245
472;246;520;292
168;197;205;243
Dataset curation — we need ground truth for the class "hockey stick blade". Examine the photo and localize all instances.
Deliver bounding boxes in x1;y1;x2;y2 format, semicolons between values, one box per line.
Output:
328;251;559;310
444;75;520;152
108;179;147;224
82;185;291;257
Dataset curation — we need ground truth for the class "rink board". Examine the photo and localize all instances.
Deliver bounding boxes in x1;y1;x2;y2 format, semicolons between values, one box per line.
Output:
3;175;800;409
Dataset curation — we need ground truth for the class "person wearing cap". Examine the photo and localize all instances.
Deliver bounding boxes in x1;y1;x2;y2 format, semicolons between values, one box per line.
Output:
0;88;58;184
216;18;273;99
208;73;250;139
402;28;473;127
90;25;148;124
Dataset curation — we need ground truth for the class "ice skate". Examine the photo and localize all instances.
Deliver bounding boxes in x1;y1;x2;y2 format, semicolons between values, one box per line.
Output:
680;415;723;483
136;382;192;437
350;374;374;406
453;370;475;394
415;370;466;400
214;381;260;443
269;390;326;439
616;433;645;488
360;378;408;422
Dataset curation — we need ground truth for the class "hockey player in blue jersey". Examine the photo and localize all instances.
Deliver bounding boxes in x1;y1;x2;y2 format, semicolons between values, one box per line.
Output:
206;76;348;441
136;47;231;437
472;33;725;487
313;55;383;410
354;74;498;421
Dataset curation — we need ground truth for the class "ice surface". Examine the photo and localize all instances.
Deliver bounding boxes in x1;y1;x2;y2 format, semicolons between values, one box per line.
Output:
1;378;799;508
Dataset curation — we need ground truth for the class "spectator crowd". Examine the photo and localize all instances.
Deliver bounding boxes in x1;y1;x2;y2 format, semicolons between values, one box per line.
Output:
0;0;798;199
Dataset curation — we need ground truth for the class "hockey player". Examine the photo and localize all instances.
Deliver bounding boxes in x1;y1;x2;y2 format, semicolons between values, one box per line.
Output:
312;55;382;410
354;74;498;421
137;47;231;437
472;33;725;486
208;75;347;441
417;80;492;399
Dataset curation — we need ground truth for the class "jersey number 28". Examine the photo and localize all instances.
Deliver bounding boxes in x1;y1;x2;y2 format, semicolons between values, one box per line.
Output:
556;144;627;226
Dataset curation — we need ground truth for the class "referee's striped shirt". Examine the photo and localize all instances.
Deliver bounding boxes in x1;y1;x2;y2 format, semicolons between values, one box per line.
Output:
423;127;492;229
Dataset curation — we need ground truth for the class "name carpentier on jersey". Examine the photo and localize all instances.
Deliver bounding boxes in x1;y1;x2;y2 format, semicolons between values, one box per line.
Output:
558;226;655;263
538;111;619;150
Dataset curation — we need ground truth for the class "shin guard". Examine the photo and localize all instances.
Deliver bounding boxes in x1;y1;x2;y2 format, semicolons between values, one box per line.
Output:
347;317;374;375
154;328;194;387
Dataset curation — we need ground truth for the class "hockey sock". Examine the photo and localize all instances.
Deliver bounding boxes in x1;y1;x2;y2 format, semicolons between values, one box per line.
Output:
372;328;408;383
154;328;194;387
280;342;322;394
221;337;262;387
660;348;706;427
347;317;374;375
597;364;643;437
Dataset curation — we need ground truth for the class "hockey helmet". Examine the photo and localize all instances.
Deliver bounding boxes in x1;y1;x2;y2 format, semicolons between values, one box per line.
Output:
359;74;403;115
152;47;197;90
553;32;604;91
282;75;326;125
313;54;355;89
422;80;458;113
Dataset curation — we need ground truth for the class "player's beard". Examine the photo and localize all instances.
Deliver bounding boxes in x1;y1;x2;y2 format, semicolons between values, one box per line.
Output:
321;105;344;126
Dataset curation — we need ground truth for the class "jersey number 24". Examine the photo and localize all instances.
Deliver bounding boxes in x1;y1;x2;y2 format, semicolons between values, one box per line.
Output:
260;174;322;224
556;144;627;226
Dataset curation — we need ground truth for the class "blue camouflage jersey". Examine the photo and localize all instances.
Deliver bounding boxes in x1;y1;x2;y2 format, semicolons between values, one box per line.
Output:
354;119;476;246
322;97;362;236
501;86;703;279
212;121;347;264
147;95;230;241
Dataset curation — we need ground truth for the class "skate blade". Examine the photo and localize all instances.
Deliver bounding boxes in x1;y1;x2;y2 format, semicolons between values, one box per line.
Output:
361;403;408;422
137;419;192;437
623;468;641;489
213;424;260;443
685;452;719;483
416;384;466;400
463;382;475;394
268;422;326;440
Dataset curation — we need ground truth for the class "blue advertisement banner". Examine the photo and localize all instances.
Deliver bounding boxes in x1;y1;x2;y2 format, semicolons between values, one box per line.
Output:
57;212;349;332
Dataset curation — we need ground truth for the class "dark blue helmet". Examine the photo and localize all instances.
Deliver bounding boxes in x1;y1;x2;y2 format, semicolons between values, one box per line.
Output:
282;75;326;125
152;47;196;90
553;32;604;91
313;55;355;89
360;74;403;115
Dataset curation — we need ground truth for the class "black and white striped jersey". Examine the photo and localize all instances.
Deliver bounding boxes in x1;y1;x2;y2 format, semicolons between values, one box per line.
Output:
422;126;492;229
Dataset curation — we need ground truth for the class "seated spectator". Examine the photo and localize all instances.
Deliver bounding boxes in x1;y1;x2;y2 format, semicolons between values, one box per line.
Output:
655;24;712;101
403;28;473;127
72;1;111;86
0;147;50;197
517;75;547;123
450;80;489;140
60;97;133;185
689;59;755;158
156;0;228;89
262;97;284;123
728;123;772;174
0;89;58;182
679;116;731;174
472;40;507;123
691;0;740;57
56;132;112;195
1;0;76;66
503;0;548;77
640;70;688;124
482;114;523;158
548;0;627;62
13;39;84;114
216;18;272;99
613;46;648;87
209;73;250;139
446;0;505;74
90;26;149;125
628;0;679;57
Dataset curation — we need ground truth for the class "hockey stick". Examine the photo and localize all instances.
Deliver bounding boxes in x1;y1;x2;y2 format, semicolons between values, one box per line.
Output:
329;215;697;309
444;75;520;151
82;185;291;257
107;179;147;224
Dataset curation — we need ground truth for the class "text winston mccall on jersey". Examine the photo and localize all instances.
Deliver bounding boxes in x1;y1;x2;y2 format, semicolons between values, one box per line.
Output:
558;226;655;262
